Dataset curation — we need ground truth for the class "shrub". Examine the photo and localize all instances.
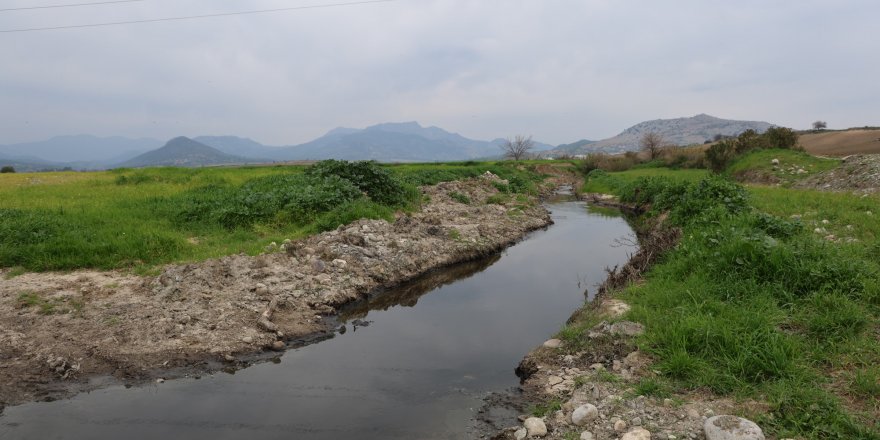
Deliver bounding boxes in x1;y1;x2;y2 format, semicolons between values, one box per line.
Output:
305;160;410;205
0;166;15;173
705;139;737;172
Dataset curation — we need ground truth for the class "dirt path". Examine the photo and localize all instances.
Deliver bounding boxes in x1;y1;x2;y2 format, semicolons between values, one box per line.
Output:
0;174;552;410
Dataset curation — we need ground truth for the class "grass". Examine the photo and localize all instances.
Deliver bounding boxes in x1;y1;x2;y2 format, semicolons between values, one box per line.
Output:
564;165;880;439
0;161;543;273
726;149;840;185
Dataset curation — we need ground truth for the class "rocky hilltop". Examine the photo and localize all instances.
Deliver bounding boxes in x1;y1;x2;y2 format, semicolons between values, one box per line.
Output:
555;114;774;155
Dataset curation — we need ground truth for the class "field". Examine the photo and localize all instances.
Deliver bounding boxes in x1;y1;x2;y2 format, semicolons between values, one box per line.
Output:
0;161;544;273
572;163;880;438
800;129;880;156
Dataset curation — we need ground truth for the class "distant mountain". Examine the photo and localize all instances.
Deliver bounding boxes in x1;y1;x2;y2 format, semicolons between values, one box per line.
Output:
275;122;554;161
193;136;281;160
554;114;774;155
0;135;161;167
117;137;252;168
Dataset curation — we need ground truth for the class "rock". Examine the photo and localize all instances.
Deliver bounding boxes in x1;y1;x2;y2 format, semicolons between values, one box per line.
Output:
523;417;547;437
332;258;347;268
156;378;165;384
589;363;605;371
580;431;594;440
311;259;326;273
614;419;627;432
269;341;285;351
621;427;652;440
597;299;630;318
631;416;642;426
703;415;765;440
543;339;563;348
571;403;599;426
609;321;645;336
242;336;254;344
771;158;779;165
514;428;528;440
254;283;269;295
547;375;563;386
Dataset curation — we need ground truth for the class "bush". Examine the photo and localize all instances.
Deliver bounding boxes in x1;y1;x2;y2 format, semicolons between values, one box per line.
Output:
305;160;410;206
706;139;737;172
0;166;15;173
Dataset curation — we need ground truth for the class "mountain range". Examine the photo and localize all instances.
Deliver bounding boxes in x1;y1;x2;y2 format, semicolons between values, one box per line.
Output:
0;115;775;170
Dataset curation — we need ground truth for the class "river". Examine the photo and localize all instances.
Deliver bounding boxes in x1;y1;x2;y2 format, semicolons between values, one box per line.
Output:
0;200;633;439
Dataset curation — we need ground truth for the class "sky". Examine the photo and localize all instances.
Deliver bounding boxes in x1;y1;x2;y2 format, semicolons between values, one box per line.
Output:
2;0;879;146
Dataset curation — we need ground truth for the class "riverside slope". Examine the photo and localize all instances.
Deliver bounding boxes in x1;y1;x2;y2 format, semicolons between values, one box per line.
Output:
0;174;551;409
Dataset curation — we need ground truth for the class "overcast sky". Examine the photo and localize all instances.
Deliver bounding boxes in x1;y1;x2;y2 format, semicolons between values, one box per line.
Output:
2;0;878;145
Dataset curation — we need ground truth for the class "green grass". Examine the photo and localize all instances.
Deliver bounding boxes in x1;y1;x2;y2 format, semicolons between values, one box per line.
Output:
581;168;708;194
565;166;880;439
0;161;542;272
727;149;840;185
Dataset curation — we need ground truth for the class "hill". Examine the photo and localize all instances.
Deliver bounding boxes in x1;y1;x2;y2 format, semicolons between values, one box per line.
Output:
798;128;880;156
275;122;554;161
554;114;774;155
117;137;252;168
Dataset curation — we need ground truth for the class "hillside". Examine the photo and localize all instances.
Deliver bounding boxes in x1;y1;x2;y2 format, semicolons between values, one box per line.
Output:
554;114;774;155
117;137;251;168
799;128;880;156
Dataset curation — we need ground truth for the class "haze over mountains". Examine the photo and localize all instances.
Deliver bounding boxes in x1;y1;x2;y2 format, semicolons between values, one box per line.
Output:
0;115;775;170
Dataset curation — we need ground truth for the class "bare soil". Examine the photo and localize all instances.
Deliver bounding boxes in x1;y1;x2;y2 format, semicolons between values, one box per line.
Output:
800;129;880;156
0;175;552;410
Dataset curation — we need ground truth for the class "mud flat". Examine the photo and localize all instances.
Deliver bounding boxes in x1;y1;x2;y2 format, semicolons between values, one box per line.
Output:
0;175;551;409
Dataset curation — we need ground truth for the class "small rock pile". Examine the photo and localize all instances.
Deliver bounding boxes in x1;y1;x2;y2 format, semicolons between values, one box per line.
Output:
796;154;880;194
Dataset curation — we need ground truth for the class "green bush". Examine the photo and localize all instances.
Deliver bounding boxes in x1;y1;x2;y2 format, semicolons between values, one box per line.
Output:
305;160;410;205
0;165;15;173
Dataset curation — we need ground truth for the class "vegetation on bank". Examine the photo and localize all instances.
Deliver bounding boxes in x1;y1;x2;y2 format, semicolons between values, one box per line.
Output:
570;168;880;438
0;160;544;272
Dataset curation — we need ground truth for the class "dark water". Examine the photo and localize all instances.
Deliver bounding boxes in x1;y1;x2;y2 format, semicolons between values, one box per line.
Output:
0;201;633;440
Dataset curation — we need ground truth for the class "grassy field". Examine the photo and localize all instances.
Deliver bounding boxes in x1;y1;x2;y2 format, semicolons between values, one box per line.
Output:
0;161;544;273
573;166;880;438
726;149;840;185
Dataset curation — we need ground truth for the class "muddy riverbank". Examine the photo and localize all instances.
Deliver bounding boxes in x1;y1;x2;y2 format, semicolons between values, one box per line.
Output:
0;174;551;409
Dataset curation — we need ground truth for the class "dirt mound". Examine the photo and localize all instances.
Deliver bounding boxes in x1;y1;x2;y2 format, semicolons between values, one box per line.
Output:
0;175;551;408
794;154;880;193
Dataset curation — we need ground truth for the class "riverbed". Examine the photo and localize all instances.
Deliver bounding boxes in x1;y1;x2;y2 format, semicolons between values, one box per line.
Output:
0;201;633;439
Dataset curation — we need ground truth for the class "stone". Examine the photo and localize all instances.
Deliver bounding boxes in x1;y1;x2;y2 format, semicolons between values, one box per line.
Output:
523;417;547;437
269;341;285;351
580;431;594;440
547;375;563;386
571;403;599;426
771;158;779;165
254;283;269;295
514;428;528;440
156;378;165;383
631;416;642;426
311;259;326;273
608;321;645;337
589;363;605;371
597;299;630;318
332;258;347;268
621;427;652;440
543;339;563;348
242;336;254;344
703;415;765;440
614;419;627;432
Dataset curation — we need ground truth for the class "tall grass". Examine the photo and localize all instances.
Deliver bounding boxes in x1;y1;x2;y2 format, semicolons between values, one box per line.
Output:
0;161;538;272
568;170;880;438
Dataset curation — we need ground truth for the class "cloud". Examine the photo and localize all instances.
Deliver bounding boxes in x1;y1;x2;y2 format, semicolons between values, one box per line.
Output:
1;0;878;145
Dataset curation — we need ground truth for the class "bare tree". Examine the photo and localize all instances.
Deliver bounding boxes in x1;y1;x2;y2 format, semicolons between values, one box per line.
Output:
812;120;827;131
501;135;535;161
640;132;664;160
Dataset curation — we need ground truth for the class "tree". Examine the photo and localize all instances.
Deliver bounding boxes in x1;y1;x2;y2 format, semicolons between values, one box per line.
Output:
812;120;827;131
0;166;15;173
639;132;664;160
501;135;535;161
